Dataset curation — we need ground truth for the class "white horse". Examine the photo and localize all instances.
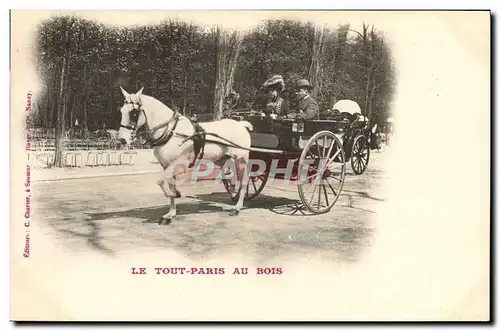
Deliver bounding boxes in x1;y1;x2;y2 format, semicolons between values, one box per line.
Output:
117;87;254;225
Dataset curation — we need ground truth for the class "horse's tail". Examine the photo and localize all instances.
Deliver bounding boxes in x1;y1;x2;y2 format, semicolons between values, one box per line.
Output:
239;120;254;132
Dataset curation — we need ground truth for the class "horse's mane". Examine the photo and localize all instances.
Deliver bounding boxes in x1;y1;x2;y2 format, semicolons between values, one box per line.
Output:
141;94;173;113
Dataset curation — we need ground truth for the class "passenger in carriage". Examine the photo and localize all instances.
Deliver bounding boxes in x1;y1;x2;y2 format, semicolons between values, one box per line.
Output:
261;75;290;118
284;79;319;121
222;91;240;118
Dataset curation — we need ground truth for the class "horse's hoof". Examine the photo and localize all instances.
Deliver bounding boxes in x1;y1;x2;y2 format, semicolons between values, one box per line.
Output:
159;217;172;225
229;209;239;216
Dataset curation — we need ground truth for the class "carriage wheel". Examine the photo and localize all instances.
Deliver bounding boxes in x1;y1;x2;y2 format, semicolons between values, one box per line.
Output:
222;169;269;203
297;130;346;214
351;135;370;175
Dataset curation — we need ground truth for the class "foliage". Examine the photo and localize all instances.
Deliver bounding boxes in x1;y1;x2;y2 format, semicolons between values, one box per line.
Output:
34;16;395;132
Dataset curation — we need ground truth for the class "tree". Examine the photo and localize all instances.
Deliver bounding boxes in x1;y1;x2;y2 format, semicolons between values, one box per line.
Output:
307;23;326;104
213;26;244;120
52;16;75;167
33;16;395;135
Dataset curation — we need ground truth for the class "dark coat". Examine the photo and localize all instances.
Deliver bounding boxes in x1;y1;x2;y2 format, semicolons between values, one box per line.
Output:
293;95;319;120
264;96;290;117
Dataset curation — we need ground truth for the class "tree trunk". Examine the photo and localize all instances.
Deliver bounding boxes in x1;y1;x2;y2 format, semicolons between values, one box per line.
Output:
364;71;371;117
213;27;244;120
224;30;243;94
182;70;188;114
44;90;50;128
52;20;72;168
50;90;57;128
82;63;89;137
213;27;226;120
308;24;326;105
368;86;377;123
330;24;349;107
362;23;371;117
363;25;378;120
169;77;176;110
69;94;75;129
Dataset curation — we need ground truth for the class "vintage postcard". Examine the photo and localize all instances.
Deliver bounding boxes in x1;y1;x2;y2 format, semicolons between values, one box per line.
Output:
10;10;490;321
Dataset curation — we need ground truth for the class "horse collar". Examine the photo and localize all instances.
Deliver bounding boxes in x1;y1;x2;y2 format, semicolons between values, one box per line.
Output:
147;110;180;147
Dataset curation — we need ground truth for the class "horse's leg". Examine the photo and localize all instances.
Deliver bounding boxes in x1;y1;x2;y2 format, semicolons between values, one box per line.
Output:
215;155;236;193
229;156;247;216
157;164;184;225
157;181;177;225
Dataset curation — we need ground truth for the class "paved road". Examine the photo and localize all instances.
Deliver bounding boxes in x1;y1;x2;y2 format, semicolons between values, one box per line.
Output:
32;150;389;264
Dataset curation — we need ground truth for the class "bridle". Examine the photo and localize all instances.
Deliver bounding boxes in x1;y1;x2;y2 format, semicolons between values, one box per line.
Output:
119;101;142;132
119;100;180;147
118;97;252;160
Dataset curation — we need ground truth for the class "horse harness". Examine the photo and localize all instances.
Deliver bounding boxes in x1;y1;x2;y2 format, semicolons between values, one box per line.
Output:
120;103;207;168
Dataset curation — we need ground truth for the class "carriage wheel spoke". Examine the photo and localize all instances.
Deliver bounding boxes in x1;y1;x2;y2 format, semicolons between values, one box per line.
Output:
322;136;329;159
306;149;315;159
356;158;362;172
306;173;317;181
252;179;258;192
353;142;360;155
323;153;339;175
326;178;337;196
316;140;322;159
309;183;319;206
322;185;330;206
304;182;316;197
327;138;335;158
326;149;341;168
358;157;365;172
304;175;321;196
352;157;358;168
328;161;344;171
322;137;335;168
298;131;346;213
310;185;319;206
328;174;343;182
317;183;322;208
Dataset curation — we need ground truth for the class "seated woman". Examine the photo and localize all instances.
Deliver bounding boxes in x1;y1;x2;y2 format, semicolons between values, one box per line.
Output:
260;75;290;118
222;91;240;118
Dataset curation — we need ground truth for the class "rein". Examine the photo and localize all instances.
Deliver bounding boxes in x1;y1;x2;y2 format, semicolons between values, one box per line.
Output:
179;131;254;152
128;104;252;155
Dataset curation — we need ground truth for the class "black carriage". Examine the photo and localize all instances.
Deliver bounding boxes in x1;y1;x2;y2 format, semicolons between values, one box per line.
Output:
327;99;372;176
220;99;373;214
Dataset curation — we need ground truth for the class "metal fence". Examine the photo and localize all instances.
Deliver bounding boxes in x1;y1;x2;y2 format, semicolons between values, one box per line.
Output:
29;138;150;152
28;134;151;169
31;149;141;169
28;127;152;141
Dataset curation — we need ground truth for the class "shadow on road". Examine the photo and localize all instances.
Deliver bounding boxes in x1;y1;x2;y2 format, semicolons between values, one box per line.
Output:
193;190;381;216
87;201;226;224
342;189;385;202
57;215;116;256
36;173;383;262
190;192;310;215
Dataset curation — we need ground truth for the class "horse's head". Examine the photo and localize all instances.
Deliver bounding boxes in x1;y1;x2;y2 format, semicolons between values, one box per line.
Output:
117;86;146;145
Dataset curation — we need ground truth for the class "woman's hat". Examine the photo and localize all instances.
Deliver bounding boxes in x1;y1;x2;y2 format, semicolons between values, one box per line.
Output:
263;75;285;92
